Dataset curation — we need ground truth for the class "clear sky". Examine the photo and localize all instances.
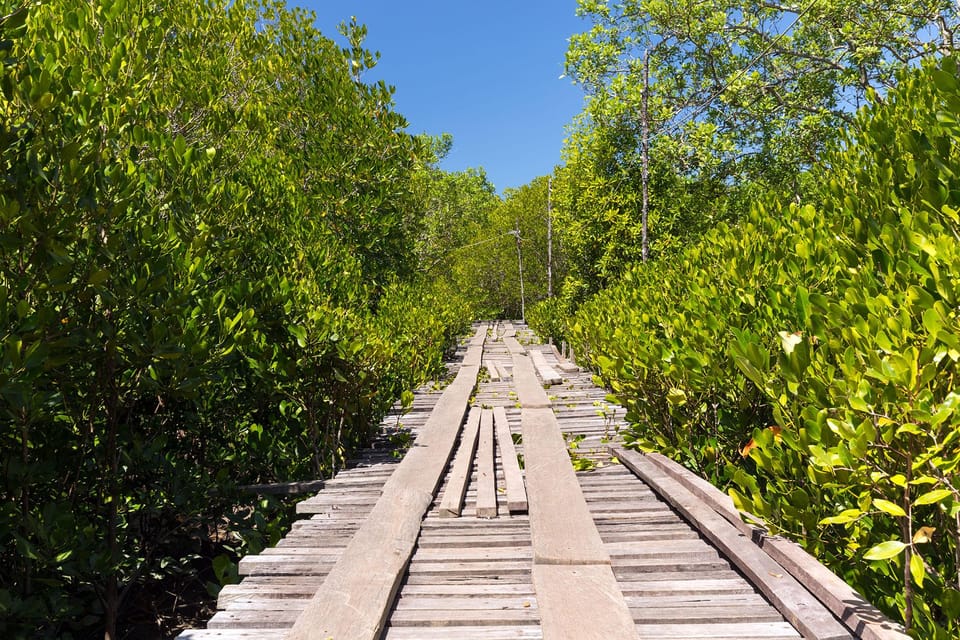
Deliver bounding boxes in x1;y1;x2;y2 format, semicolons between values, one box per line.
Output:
300;1;588;193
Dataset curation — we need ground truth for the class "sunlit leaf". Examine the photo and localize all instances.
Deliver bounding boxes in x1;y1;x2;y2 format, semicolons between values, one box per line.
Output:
873;499;907;517
863;540;907;561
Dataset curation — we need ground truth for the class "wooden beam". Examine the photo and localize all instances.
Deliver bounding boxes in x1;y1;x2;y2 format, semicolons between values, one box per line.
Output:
522;408;608;565
510;352;550;409
511;350;639;639
503;335;525;355
640;452;910;640
437;409;482;518
530;349;562;385
475;409;497;518
493;406;527;513
236;480;325;496
533;564;640;640
613;447;853;640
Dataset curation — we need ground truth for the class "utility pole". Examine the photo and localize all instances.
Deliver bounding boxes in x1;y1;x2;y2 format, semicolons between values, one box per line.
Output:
513;226;525;322
641;47;650;263
547;176;553;298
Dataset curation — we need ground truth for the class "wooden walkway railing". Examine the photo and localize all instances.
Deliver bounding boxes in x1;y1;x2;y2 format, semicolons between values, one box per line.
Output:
178;322;909;640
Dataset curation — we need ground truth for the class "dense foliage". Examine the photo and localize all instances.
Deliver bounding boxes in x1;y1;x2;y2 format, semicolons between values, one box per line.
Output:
555;0;958;295
567;57;960;636
422;171;563;321
0;1;472;637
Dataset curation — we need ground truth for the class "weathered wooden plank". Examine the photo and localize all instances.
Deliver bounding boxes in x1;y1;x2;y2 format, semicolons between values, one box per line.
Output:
419;533;530;548
405;560;531;576
628;603;787;623
438;409;482;518
411;545;532;562
284;325;486;640
632;621;801;638
237;480;326;495
389;607;539;626
529;349;563;385
393;595;538;611
398;584;536;596
509;349;639;639
385;626;542;639
511;352;551;409
485;362;501;382
613;448;852;640
533;564;640;640
494;406;528;513
207;609;299;628
618;579;761;596
177;632;287;639
476;409;498;518
503;336;525;355
549;344;580;373
522;407;608;565
759;535;911;640
640;452;910;640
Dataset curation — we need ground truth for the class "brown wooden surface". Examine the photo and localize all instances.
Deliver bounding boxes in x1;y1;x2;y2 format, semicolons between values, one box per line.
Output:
493;405;528;513
533;564;639;640
438;409;482;518
183;323;897;640
522;407;610;565
529;348;563;385
642;452;910;640
614;447;853;640
475;409;497;518
510;351;551;409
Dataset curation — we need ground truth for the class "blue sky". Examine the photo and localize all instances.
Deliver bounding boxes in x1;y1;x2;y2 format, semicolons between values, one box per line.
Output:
300;1;588;193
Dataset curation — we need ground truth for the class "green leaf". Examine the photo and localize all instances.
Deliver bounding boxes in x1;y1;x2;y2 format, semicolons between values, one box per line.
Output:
932;69;959;92
873;498;906;517
914;489;953;506
666;387;687;406
288;325;307;348
909;552;925;588
863;540;907;561
819;508;862;525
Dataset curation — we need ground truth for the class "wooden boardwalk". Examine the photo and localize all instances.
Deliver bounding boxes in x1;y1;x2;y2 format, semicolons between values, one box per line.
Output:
178;323;909;640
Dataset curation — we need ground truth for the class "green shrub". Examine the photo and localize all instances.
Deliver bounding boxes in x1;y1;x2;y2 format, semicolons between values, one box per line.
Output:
0;1;471;636
570;56;960;635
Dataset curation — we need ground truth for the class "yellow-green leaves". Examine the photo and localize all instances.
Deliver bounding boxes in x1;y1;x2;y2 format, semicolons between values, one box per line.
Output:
913;489;953;506
567;55;960;637
864;540;907;561
910;553;926;588
873;499;907;518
